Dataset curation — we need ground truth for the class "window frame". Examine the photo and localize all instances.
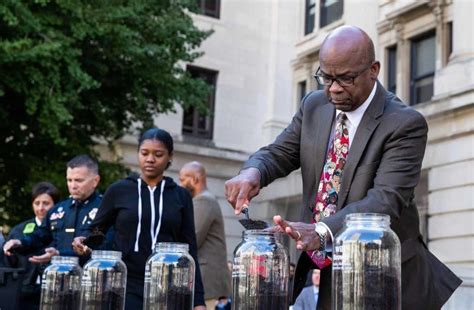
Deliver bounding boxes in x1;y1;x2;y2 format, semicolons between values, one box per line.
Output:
304;0;316;35
410;31;436;105
196;0;220;19
319;0;344;29
386;45;397;95
297;80;307;104
182;66;218;140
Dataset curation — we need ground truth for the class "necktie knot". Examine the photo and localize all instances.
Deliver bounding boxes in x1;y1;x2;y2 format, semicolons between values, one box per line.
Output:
337;112;348;125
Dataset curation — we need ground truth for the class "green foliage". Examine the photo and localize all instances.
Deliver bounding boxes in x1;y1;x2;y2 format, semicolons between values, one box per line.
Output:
0;0;211;231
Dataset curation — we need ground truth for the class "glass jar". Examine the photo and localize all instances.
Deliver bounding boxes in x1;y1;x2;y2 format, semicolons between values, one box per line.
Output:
40;256;82;310
232;230;289;310
332;213;401;310
80;250;127;310
143;242;196;310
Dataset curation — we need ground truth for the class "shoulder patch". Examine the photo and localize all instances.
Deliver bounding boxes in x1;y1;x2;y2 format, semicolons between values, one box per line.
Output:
23;222;36;234
88;208;98;220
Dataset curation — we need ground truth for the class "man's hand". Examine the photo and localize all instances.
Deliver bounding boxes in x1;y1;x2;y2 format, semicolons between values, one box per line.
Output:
193;306;206;310
2;239;22;256
224;167;261;215
72;236;91;256
29;247;59;264
272;215;320;251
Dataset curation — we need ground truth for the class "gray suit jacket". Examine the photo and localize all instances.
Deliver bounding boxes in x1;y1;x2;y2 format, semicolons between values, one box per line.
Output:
193;190;231;300
243;82;461;309
293;286;318;310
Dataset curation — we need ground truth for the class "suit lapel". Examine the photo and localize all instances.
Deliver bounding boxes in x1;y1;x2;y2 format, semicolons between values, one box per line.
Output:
337;82;386;210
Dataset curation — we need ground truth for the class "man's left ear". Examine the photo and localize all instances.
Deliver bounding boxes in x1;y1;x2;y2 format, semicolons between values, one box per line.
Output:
371;61;381;80
94;175;101;186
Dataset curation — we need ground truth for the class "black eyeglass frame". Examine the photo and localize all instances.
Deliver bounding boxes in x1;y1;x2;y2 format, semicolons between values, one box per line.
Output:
314;62;374;87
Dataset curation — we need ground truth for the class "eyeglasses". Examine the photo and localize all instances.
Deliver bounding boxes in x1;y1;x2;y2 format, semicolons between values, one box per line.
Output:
314;63;373;87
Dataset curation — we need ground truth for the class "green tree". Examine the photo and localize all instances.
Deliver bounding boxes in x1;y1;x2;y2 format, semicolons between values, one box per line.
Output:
0;0;211;230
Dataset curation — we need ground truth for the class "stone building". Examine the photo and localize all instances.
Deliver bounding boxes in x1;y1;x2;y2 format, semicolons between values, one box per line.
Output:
107;0;473;307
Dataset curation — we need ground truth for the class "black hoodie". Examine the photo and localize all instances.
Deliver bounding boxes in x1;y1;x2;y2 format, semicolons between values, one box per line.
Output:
86;175;205;306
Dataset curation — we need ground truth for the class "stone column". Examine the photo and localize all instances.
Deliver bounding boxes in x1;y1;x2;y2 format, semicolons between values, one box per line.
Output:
394;22;410;101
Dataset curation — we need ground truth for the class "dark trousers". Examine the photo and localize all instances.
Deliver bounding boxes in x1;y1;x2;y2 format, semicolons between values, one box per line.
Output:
19;289;41;310
125;291;143;309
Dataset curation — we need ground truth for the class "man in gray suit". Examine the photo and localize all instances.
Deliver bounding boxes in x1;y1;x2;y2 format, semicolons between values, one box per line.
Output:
225;25;461;309
293;269;320;310
180;161;231;309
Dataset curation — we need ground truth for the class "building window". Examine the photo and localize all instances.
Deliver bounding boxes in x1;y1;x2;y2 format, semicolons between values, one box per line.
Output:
410;32;435;105
196;0;220;19
320;0;343;28
446;22;453;63
183;66;217;139
298;80;307;103
387;45;397;94
305;0;316;35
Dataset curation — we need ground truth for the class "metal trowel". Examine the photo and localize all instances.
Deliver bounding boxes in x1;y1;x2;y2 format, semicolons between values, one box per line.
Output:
238;206;269;230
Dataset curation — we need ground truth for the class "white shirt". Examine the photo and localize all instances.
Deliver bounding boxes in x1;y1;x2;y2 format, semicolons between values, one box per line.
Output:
335;82;377;148
35;217;42;226
313;286;319;304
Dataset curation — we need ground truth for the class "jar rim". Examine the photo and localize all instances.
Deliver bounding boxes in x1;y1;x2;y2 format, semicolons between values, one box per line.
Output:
51;256;79;264
154;242;189;251
91;250;122;259
345;213;390;223
243;230;276;236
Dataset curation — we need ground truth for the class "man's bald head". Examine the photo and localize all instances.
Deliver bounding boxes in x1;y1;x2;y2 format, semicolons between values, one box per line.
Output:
179;161;207;197
320;25;375;67
317;25;380;112
181;161;206;177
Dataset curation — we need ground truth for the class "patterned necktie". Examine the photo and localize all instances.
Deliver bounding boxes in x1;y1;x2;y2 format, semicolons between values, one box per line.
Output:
308;112;349;269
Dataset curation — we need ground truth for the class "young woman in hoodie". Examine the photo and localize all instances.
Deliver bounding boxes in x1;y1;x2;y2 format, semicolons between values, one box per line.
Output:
73;128;206;309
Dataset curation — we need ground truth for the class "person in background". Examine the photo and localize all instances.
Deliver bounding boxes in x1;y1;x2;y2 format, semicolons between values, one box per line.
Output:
215;296;231;310
3;155;103;266
292;269;320;310
72;128;206;309
224;25;461;309
4;182;60;310
179;161;232;309
288;262;296;305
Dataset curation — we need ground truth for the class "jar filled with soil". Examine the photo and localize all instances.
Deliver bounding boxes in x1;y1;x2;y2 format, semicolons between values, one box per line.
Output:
232;230;289;310
79;250;127;310
40;256;82;310
332;213;401;310
143;242;195;310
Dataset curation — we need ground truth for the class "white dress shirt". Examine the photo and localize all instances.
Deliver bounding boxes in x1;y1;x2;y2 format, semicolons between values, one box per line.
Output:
335;82;377;149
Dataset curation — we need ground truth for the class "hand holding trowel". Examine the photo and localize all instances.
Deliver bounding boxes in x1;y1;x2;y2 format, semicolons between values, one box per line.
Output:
238;204;269;230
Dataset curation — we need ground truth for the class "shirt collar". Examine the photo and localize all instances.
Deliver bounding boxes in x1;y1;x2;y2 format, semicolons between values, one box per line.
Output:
71;192;97;207
336;82;377;128
313;286;319;294
35;217;42;226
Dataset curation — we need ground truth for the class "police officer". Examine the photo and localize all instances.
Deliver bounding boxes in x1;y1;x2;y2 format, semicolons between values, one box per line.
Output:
3;182;60;310
3;155;103;266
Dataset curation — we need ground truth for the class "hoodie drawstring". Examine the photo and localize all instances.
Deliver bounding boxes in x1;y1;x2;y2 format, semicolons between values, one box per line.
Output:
134;178;166;252
151;180;165;250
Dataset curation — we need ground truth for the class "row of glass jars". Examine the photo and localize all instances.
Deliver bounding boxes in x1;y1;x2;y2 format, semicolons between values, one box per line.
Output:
40;243;196;310
40;251;127;310
40;213;400;310
230;213;401;310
